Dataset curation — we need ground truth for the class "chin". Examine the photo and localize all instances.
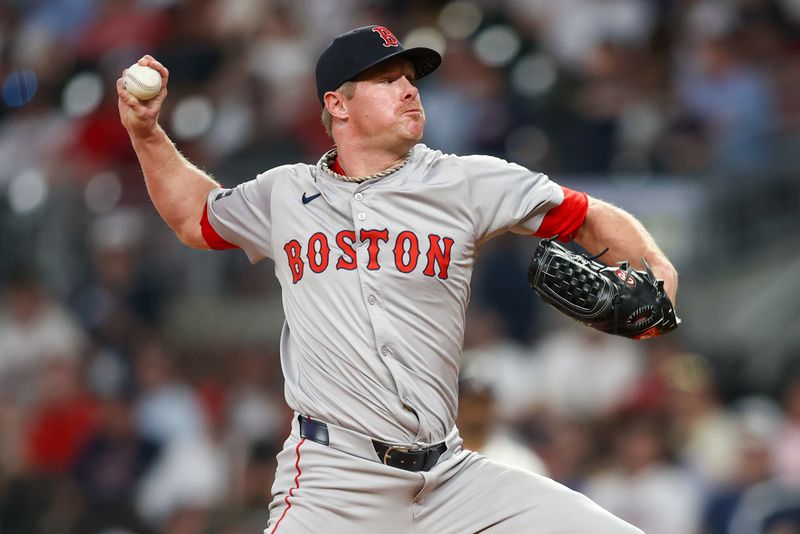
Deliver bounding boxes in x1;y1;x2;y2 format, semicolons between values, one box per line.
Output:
408;122;425;143
403;131;424;148
394;129;423;147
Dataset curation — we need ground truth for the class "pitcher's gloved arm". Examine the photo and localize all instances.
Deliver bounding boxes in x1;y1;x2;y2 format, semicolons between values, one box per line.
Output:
573;196;678;305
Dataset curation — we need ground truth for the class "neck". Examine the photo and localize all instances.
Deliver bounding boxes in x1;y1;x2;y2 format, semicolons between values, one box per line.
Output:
334;138;414;177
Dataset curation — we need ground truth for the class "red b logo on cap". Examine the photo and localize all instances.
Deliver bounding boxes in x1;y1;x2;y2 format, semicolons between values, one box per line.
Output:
372;26;399;47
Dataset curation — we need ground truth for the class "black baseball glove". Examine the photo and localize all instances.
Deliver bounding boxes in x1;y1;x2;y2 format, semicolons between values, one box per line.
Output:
527;237;680;339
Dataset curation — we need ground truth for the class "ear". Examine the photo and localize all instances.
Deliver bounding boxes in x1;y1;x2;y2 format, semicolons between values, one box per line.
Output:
324;90;349;120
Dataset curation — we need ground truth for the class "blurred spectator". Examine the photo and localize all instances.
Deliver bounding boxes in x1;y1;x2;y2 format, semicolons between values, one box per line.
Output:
423;44;509;156
207;438;278;534
0;271;86;403
70;391;159;534
729;479;800;534
245;6;314;130
225;347;284;453
510;0;656;71
583;412;703;534
666;353;742;487
532;416;595;489
74;0;169;62
773;375;800;488
65;93;139;178
0;472;81;534
677;34;776;173
531;324;643;419
558;42;632;174
0;102;69;189
621;340;681;414
461;307;539;422
16;0;96;45
0;357;98;532
134;431;229;529
702;431;775;534
24;357;98;475
133;337;207;446
74;209;167;354
471;234;540;343
457;375;548;476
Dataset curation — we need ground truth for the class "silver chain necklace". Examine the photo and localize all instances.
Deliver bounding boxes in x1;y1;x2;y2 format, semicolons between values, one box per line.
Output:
320;148;411;183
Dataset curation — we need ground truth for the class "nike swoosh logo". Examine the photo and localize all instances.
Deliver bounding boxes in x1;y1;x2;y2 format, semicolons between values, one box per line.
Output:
302;192;322;205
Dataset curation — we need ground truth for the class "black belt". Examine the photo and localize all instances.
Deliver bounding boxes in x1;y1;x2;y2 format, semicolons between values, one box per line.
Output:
298;415;447;473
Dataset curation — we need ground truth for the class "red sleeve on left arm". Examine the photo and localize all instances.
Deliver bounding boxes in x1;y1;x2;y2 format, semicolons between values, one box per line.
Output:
533;186;588;242
200;202;238;250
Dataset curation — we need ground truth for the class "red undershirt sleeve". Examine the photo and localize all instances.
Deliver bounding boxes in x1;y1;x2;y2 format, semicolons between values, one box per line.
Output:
200;202;238;250
533;186;589;242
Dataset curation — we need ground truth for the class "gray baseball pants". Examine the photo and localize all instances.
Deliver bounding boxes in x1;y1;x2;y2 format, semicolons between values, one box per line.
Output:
265;415;643;533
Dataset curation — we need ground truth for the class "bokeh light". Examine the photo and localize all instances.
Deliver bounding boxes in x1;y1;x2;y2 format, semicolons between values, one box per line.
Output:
2;69;38;107
473;25;521;68
171;95;215;140
511;54;558;98
438;1;483;40
84;171;123;215
505;126;550;168
404;27;447;56
62;72;104;118
8;169;48;214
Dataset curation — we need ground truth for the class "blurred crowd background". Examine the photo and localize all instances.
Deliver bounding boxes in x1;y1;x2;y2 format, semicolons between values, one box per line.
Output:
1;0;800;533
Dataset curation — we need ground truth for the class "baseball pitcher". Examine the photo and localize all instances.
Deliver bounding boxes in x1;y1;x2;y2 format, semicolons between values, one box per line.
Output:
118;25;678;534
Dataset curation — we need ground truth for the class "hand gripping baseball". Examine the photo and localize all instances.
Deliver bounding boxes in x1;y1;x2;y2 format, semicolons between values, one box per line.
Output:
528;237;681;339
116;55;169;137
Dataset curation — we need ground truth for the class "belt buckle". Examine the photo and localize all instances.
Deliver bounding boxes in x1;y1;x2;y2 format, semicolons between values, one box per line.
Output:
382;445;413;464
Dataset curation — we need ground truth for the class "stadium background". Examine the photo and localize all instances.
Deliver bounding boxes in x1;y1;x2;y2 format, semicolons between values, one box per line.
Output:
1;0;800;532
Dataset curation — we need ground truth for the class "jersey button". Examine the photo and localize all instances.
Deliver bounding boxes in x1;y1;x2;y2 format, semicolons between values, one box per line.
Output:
368;295;377;305
354;192;364;201
380;346;391;357
357;212;367;221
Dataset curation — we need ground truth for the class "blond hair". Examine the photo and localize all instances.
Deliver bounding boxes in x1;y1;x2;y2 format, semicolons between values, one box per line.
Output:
321;81;356;138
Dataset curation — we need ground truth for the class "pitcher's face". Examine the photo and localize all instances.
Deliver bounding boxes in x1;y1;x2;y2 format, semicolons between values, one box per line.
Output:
346;58;425;149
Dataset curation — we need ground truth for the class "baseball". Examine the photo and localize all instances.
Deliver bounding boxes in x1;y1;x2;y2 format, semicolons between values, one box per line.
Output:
123;63;162;101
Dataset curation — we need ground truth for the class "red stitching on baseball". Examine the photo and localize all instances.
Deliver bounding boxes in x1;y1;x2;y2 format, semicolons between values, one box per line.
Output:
125;72;160;91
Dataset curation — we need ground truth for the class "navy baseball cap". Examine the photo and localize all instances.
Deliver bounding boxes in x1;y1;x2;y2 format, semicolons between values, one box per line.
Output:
315;25;442;106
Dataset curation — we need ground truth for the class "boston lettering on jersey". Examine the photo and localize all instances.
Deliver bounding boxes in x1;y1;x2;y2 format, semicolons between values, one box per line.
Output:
283;228;454;284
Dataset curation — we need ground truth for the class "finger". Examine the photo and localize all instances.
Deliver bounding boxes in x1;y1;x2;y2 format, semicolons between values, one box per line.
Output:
118;85;147;111
118;75;158;109
144;58;170;84
116;78;133;101
139;55;162;72
116;78;138;107
141;55;161;69
151;87;169;107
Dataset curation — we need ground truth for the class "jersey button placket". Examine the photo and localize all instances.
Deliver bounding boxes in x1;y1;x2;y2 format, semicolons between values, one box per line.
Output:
352;190;366;224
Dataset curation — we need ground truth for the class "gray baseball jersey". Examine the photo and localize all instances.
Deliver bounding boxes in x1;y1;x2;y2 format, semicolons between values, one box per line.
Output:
205;143;563;445
202;143;646;534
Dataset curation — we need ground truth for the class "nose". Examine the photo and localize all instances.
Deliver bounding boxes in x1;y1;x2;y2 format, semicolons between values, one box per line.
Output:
401;76;419;101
